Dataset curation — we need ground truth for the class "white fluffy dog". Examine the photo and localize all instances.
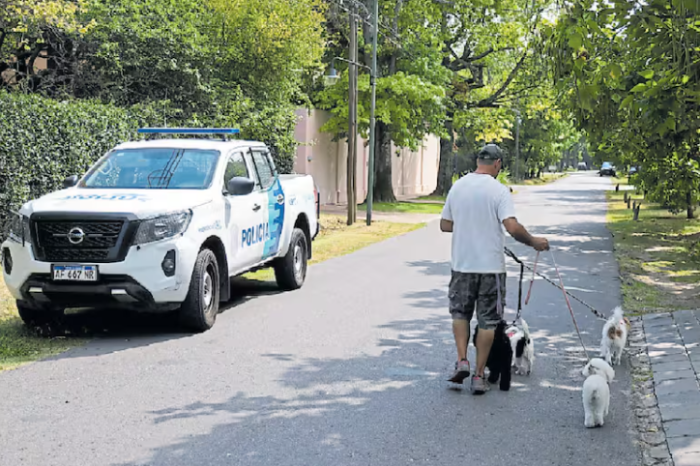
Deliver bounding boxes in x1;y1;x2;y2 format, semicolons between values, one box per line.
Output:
600;306;629;366
507;319;535;375
582;358;615;428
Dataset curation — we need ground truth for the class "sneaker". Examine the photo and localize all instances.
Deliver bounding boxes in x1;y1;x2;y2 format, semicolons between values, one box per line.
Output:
447;359;471;384
471;375;489;395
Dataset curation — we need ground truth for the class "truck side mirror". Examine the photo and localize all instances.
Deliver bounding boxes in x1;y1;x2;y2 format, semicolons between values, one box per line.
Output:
227;177;255;196
63;175;79;188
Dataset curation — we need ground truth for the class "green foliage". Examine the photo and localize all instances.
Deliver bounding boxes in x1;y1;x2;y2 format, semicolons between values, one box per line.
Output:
0;92;137;229
2;0;327;180
497;168;511;186
209;0;326;103
0;0;95;91
318;71;447;150
551;0;700;217
76;0;213;111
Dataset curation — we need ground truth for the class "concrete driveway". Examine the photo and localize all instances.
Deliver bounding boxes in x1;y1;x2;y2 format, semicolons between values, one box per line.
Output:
0;172;639;466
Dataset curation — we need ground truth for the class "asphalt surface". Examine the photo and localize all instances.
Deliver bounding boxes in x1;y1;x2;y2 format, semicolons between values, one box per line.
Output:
0;172;640;466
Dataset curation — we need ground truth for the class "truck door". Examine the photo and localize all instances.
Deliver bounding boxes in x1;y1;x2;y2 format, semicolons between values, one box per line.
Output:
249;148;285;261
222;150;264;274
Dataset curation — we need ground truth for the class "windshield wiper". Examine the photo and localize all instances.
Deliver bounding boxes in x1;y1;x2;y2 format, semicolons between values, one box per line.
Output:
146;150;185;188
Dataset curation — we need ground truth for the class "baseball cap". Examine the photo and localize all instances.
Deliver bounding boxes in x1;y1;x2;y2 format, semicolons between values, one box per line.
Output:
477;144;503;160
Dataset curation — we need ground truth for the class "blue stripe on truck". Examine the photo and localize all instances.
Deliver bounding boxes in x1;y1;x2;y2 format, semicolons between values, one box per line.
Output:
262;178;285;259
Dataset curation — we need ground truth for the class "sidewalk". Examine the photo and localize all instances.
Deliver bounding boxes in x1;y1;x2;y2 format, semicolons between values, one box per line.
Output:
320;204;439;224
641;310;700;466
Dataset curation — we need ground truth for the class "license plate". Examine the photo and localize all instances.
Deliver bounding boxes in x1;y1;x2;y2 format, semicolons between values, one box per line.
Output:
52;265;99;282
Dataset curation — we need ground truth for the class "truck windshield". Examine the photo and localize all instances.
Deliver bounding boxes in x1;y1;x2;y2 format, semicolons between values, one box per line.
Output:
80;148;220;190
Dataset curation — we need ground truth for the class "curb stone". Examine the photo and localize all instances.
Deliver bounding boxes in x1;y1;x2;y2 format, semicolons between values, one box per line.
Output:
629;316;674;466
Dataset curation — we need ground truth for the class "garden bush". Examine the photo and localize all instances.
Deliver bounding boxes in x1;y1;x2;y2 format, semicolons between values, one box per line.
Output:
0;93;138;234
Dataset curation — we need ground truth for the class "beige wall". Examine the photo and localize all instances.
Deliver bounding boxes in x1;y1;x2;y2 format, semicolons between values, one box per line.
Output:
294;108;440;205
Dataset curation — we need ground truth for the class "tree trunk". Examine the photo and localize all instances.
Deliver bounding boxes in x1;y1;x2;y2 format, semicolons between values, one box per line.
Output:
433;119;454;197
687;191;696;219
373;121;396;203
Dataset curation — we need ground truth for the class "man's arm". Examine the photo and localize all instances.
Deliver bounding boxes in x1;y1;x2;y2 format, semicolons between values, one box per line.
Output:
440;189;454;232
503;217;549;251
440;219;453;232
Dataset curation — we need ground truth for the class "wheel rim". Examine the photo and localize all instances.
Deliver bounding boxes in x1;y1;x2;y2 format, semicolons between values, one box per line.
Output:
203;267;214;309
293;242;305;283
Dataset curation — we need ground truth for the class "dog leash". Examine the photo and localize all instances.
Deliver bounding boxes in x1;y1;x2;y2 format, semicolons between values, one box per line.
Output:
503;248;525;325
504;247;608;322
549;250;591;361
524;251;539;306
496;273;504;319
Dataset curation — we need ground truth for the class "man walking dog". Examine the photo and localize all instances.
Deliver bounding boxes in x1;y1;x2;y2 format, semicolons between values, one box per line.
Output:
440;144;549;394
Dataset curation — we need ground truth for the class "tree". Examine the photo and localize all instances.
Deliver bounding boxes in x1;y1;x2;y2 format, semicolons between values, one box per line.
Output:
0;0;94;92
318;0;448;203
550;0;700;219
431;0;552;196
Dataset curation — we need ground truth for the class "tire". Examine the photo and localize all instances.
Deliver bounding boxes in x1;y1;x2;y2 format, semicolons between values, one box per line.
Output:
274;228;308;291
179;249;220;332
16;301;62;327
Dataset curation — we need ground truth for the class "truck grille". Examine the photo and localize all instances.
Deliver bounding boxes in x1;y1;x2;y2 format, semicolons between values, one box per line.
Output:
33;219;126;263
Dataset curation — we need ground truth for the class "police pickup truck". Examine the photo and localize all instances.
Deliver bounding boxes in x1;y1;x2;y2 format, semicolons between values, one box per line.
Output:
1;128;320;331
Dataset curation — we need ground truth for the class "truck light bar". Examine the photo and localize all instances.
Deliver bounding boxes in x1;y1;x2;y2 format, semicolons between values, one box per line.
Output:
137;128;240;141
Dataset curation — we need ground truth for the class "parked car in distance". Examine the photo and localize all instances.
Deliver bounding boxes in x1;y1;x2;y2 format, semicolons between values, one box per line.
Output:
577;162;587;170
599;162;616;177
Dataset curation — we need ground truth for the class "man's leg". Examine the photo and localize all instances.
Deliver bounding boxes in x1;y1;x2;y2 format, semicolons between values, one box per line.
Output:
447;272;476;383
475;327;495;377
471;273;506;394
453;319;470;362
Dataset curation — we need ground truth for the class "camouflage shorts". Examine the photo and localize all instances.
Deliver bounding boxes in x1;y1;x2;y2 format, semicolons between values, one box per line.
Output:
448;271;506;330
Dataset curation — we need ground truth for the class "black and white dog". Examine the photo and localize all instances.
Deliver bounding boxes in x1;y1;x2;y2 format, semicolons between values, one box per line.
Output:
507;318;535;376
474;320;513;391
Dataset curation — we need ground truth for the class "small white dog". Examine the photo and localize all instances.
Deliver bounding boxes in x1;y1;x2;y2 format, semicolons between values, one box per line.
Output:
600;306;629;366
582;358;615;428
507;318;535;375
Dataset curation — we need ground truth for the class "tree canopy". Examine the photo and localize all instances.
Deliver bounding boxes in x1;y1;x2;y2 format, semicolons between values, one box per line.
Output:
550;0;700;218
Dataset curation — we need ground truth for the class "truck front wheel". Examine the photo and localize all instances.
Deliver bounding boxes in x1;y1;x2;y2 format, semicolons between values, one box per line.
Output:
16;301;62;328
179;249;220;332
274;228;308;291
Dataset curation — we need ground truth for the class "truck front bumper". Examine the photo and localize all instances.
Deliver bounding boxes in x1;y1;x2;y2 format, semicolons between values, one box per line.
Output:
2;234;198;312
17;274;180;312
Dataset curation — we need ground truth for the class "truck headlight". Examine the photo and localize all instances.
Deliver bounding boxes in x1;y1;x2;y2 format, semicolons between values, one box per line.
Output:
134;210;192;245
7;212;32;245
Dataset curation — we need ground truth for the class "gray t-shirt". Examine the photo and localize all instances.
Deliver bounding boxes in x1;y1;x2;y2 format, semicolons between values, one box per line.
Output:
441;173;517;274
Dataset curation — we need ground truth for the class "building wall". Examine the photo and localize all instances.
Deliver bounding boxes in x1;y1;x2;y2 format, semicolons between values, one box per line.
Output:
293;108;440;205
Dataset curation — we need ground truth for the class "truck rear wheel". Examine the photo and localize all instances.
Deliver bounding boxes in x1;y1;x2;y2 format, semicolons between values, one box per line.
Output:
274;228;308;291
179;249;220;332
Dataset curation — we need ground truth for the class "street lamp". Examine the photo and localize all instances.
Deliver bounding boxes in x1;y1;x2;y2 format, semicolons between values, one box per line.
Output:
324;65;340;87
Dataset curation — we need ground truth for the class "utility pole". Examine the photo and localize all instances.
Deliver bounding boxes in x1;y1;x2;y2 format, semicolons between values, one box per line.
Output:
347;5;358;225
366;0;378;226
514;106;521;182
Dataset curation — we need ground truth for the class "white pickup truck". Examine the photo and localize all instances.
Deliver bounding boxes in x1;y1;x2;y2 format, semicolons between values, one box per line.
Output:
1;128;320;331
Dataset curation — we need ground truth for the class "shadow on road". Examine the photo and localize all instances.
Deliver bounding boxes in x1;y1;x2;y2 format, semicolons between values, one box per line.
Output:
105;308;630;466
44;277;284;361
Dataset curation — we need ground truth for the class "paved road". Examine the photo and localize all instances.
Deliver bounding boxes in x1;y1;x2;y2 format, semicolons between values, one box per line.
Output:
0;173;639;466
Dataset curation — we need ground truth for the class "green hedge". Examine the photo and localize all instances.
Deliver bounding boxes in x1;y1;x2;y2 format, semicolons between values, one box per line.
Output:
0;92;299;236
0;93;139;233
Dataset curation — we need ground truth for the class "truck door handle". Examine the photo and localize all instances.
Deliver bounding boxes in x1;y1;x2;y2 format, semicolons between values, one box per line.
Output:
252;204;261;212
